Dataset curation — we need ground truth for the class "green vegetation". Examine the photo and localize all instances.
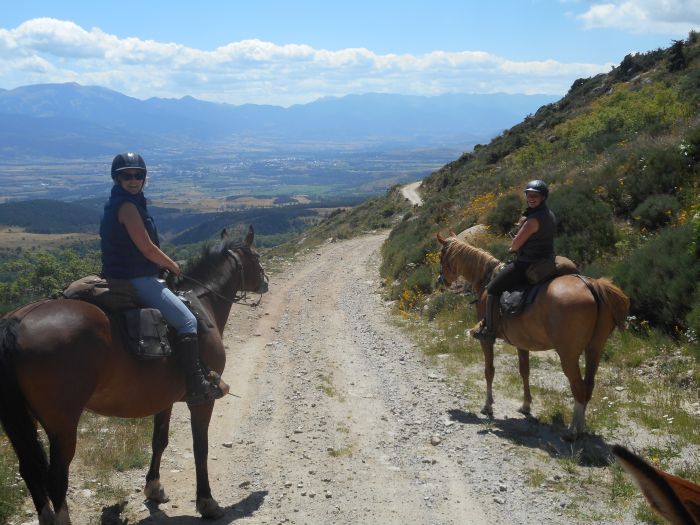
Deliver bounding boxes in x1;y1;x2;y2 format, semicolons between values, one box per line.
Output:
370;33;700;350
0;248;101;312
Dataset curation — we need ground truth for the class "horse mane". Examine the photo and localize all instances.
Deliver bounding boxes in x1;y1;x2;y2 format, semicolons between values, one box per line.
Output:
444;236;501;285
180;237;252;292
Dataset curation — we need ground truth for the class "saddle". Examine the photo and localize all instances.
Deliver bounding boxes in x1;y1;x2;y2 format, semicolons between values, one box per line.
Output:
499;256;579;319
58;274;214;360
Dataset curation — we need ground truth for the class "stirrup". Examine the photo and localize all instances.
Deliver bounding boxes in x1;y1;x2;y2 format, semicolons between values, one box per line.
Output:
470;321;496;342
185;376;221;406
207;371;230;397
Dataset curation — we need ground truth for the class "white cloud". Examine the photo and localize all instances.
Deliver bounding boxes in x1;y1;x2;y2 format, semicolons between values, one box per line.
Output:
0;17;613;106
578;0;700;34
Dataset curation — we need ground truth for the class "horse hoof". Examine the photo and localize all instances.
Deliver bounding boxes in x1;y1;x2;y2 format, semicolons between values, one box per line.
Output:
38;505;55;525
480;407;493;417
197;497;225;519
144;479;170;503
517;406;531;416
55;505;71;525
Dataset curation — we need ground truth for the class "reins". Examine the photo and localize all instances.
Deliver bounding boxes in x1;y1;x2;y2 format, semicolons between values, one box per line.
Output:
179;248;266;307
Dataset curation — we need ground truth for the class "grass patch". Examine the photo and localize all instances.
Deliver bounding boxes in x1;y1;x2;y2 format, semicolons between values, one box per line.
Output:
531;385;571;428
0;437;25;524
404;292;484;367
317;372;344;400
526;467;546;487
327;444;354;458
77;413;151;474
635;502;666;524
609;462;638;502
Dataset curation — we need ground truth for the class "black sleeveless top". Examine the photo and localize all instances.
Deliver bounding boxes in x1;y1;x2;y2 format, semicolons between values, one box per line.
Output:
516;203;556;263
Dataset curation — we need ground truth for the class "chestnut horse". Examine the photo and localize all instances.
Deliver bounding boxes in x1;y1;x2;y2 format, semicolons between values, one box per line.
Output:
613;445;700;524
0;226;267;524
436;233;629;435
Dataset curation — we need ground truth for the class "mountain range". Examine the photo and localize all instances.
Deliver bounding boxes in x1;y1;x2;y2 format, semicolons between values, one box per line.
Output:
0;83;557;158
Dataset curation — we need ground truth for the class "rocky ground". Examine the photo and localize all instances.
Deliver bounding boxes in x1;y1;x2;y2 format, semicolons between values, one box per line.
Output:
17;231;648;524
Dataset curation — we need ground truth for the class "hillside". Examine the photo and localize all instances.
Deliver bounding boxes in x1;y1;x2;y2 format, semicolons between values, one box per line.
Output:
307;33;700;340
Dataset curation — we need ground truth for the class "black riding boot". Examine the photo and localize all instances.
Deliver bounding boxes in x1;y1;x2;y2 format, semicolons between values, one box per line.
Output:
472;294;497;343
176;334;223;406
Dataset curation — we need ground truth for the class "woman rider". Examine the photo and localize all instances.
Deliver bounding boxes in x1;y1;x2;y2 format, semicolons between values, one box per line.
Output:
471;179;556;342
100;152;223;405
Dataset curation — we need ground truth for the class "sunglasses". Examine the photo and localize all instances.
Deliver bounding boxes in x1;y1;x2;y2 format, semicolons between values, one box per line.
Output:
119;172;146;181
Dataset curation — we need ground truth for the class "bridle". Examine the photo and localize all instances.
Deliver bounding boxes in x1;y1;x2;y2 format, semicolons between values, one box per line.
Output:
181;247;268;307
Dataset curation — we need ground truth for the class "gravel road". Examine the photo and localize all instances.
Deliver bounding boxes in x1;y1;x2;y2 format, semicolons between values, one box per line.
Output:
57;231;636;524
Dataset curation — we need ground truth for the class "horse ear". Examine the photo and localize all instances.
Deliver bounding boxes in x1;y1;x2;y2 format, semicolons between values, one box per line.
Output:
612;445;699;524
436;232;446;244
220;229;229;240
244;225;255;246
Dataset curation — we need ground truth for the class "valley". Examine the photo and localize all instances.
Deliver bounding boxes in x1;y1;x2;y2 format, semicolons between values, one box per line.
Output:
0;143;462;205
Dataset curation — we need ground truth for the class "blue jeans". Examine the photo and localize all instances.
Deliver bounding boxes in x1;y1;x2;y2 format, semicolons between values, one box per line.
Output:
129;276;197;335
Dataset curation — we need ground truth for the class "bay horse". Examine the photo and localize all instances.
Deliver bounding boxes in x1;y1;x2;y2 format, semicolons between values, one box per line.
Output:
613;445;700;524
0;226;267;524
436;233;629;435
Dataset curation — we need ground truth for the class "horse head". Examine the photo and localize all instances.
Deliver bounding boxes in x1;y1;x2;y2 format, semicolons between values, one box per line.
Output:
436;232;500;291
436;232;459;287
223;225;268;296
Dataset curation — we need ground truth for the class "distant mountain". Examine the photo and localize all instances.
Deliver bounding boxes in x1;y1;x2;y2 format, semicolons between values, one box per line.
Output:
0;83;557;158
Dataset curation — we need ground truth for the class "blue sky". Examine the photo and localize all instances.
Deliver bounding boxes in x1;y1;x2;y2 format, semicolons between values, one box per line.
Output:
2;1;699;105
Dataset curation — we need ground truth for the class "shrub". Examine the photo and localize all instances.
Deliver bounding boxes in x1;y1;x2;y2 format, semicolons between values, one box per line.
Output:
614;223;700;333
403;264;435;295
632;194;681;230
548;186;617;265
485;193;523;234
599;142;695;217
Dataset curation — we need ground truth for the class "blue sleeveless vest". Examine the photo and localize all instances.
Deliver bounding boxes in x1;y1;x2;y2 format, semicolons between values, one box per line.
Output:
100;185;160;278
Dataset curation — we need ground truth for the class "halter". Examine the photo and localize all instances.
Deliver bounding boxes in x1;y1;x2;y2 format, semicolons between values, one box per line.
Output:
181;247;267;307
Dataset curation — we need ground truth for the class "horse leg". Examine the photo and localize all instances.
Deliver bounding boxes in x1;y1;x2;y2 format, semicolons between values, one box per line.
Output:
46;425;78;525
558;351;587;436
188;402;224;519
144;407;172;503
7;416;53;522
480;342;495;416
517;349;532;415
583;343;603;404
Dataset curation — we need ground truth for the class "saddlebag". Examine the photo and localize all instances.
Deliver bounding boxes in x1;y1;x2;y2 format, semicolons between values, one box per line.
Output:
124;308;172;360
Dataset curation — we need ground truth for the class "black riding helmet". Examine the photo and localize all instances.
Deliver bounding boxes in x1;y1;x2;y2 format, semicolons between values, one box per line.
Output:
524;179;549;199
111;152;147;180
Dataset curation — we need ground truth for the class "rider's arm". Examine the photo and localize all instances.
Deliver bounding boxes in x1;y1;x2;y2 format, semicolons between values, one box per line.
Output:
509;218;539;253
118;202;181;275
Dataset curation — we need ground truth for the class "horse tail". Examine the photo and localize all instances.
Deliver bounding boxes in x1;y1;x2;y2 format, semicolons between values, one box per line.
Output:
0;317;49;492
590;277;630;331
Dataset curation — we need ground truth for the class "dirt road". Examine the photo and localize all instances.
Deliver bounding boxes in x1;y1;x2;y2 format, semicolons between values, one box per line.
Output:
66;232;625;524
400;181;423;206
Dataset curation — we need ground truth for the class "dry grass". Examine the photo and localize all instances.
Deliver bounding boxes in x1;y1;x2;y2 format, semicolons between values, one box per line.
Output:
0;227;98;250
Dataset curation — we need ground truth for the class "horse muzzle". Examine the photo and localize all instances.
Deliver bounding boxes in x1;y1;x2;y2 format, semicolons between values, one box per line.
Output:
257;275;269;294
